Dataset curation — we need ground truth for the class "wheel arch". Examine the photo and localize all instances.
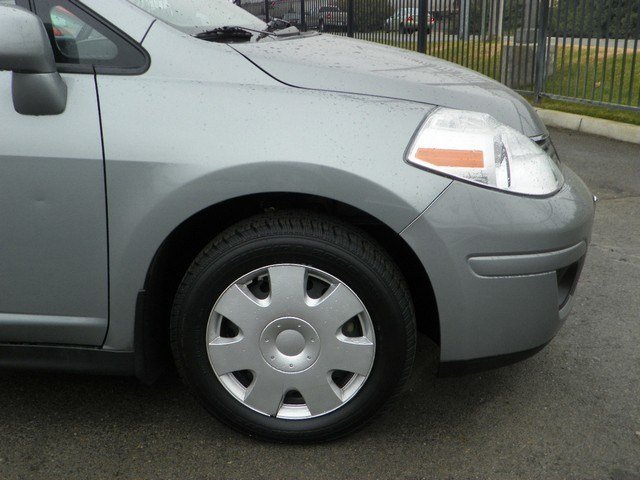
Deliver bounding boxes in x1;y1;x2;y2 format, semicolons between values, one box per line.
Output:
134;192;440;383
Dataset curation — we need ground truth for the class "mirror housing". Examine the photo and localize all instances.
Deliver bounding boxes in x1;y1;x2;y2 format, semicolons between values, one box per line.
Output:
0;5;67;115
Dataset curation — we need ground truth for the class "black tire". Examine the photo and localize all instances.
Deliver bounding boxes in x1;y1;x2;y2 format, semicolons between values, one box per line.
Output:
170;211;416;443
318;19;325;32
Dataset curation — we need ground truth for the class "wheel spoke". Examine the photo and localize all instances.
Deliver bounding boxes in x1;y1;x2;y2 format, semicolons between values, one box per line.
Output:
267;265;307;313
207;337;259;375
213;284;264;337
312;283;365;334
294;373;344;416
206;262;378;421
324;337;375;376
244;370;286;417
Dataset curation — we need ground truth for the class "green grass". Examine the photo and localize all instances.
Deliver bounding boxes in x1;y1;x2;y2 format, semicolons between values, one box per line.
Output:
545;42;639;107
527;97;640;126
357;33;640;125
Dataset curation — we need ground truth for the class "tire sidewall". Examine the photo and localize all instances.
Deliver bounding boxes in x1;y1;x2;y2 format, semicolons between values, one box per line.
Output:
172;231;412;440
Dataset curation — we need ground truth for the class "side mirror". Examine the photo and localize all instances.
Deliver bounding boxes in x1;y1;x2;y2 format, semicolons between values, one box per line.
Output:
0;5;67;115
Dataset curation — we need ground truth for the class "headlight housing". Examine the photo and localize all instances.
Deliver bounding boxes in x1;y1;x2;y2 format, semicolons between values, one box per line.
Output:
406;108;564;196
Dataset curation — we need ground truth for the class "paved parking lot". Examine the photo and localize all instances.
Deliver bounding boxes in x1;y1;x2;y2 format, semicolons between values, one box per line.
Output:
0;128;638;480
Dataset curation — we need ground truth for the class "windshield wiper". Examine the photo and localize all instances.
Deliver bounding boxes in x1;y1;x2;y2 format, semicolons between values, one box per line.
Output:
196;24;299;43
196;26;278;43
254;19;300;41
265;19;292;32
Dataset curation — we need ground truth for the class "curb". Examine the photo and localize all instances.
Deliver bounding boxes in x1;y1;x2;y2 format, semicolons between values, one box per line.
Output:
535;108;640;145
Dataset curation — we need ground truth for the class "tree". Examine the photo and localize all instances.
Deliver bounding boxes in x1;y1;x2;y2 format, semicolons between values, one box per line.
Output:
549;0;640;38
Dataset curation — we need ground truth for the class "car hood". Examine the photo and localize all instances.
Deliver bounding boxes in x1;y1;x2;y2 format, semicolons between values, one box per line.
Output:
233;34;547;137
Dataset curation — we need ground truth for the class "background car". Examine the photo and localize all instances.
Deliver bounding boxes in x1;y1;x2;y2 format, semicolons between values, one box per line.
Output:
280;11;302;28
385;8;435;34
48;5;117;59
306;5;347;31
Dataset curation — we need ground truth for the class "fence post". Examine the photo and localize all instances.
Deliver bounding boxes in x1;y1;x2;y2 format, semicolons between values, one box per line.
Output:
264;0;270;23
497;0;504;38
418;0;427;53
481;0;487;39
534;0;550;103
300;0;306;31
459;0;470;41
347;0;354;38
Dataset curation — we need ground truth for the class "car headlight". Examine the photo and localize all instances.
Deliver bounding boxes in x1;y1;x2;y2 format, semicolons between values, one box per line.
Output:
406;108;564;196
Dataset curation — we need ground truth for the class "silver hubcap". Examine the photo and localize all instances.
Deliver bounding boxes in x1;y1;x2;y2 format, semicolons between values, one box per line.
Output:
206;264;375;420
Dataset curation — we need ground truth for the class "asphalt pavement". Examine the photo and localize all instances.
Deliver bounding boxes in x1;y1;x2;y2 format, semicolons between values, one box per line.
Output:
0;128;638;480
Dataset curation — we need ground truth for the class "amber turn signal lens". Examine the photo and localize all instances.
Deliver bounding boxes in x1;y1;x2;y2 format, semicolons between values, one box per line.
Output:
415;148;485;168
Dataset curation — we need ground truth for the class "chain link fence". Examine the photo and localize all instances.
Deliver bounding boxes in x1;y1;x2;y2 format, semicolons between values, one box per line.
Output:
237;0;640;111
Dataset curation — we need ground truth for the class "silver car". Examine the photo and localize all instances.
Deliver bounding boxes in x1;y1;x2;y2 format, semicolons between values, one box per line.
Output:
385;8;435;34
306;5;348;31
0;0;594;442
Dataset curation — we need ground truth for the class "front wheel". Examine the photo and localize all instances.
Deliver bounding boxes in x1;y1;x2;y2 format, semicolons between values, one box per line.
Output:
170;212;416;442
318;19;325;32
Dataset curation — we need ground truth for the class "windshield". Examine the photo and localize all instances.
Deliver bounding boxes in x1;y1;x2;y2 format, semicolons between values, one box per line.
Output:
127;0;266;33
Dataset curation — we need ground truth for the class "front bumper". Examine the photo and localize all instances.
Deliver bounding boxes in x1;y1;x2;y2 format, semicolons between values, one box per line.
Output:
401;165;595;367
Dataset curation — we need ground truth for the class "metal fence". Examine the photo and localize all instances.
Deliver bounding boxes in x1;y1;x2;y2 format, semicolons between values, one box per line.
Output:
238;0;640;111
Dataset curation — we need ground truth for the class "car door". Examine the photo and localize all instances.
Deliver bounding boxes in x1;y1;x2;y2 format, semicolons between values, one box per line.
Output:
0;0;122;346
